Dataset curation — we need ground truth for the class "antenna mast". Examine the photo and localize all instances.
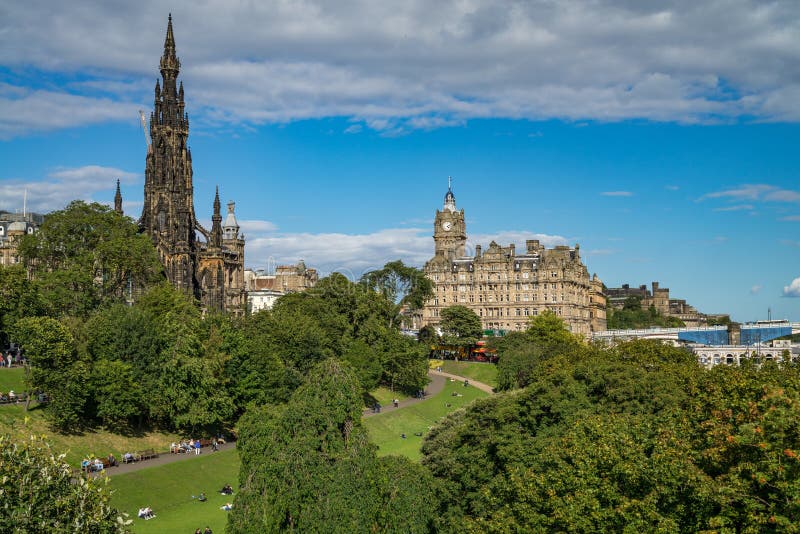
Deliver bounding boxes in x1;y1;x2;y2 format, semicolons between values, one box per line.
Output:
139;110;152;153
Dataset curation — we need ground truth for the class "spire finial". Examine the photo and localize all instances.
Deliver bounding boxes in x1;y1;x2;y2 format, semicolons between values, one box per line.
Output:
213;186;221;215
448;175;452;191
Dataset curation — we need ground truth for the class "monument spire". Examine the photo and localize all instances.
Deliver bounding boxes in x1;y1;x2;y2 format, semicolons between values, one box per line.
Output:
114;179;123;214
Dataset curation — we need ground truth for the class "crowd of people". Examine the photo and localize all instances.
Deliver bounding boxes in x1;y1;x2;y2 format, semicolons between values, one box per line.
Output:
171;437;223;455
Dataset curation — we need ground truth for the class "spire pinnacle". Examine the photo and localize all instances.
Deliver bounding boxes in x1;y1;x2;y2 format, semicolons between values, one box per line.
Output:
114;179;123;214
160;14;180;77
210;186;222;248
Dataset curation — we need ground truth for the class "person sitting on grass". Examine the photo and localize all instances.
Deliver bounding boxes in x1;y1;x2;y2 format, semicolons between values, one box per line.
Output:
138;507;155;519
107;453;117;467
220;483;233;495
198;492;207;502
221;503;233;511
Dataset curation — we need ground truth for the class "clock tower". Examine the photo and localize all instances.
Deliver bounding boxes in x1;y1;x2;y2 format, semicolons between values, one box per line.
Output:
433;178;467;260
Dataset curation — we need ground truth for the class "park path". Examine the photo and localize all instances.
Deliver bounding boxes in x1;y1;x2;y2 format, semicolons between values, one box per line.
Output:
100;369;495;477
91;441;237;478
430;369;495;394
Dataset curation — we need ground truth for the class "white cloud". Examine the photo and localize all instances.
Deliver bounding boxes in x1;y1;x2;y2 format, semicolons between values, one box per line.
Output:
0;86;139;139
783;277;800;298
781;215;800;221
702;184;800;204
239;220;278;233
245;228;431;276
713;204;755;212
601;191;634;197
1;1;799;137
751;285;762;294
665;185;679;191
0;165;140;213
240;226;571;278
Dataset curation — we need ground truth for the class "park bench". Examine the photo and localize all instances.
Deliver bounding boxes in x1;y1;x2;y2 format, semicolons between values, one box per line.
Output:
137;449;158;460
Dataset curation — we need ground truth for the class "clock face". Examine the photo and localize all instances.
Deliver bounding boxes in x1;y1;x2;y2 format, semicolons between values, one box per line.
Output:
442;221;452;231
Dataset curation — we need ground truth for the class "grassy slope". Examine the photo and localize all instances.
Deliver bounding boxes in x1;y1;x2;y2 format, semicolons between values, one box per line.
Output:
364;378;488;461
105;379;490;532
0;405;180;466
370;386;410;406
440;360;498;387
0;367;26;392
109;449;239;534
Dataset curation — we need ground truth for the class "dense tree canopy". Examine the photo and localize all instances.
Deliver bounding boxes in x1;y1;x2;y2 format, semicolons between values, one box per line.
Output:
0;434;129;533
17;201;163;317
439;305;483;347
229;359;439;533
423;337;800;532
607;295;685;329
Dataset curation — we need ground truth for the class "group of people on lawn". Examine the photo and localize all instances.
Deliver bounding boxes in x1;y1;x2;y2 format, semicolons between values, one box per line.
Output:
171;438;220;454
81;453;118;472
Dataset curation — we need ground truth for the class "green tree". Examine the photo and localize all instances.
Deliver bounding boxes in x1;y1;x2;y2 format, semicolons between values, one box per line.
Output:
18;201;163;317
494;311;583;390
607;296;685;329
361;260;434;322
11;316;88;430
230;359;439;533
0;264;48;347
440;305;483;347
0;434;130;533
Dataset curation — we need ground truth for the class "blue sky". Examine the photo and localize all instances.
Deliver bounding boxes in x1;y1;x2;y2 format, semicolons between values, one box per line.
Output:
1;1;799;322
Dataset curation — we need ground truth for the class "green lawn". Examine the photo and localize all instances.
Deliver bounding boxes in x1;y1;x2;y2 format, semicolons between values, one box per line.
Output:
440;360;498;387
109;449;239;534
364;378;488;460
370;386;410;406
0;367;26;392
0;404;180;466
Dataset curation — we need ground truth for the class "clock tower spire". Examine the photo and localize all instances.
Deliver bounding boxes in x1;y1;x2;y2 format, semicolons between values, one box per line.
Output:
433;178;467;260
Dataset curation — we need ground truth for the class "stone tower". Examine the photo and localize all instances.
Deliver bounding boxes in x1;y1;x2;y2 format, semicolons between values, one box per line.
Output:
140;14;197;294
140;15;245;314
433;178;467;261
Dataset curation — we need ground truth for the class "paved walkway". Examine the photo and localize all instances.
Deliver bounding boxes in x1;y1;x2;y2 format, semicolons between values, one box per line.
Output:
430;369;495;394
362;369;494;417
98;369;495;477
90;441;237;478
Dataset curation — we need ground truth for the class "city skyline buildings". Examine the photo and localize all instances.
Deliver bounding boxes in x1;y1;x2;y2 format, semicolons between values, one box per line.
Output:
1;2;798;323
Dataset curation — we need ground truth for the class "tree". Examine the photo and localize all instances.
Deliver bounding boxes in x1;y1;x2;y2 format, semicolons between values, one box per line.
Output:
360;260;434;324
607;296;685;329
11;316;87;430
440;305;483;347
229;359;376;532
0;434;130;533
495;311;584;390
0;264;48;348
17;201;163;317
229;359;439;533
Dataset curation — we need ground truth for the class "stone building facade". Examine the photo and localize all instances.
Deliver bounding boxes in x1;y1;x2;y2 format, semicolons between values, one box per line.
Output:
137;15;245;314
421;184;606;335
0;213;39;267
244;261;319;313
